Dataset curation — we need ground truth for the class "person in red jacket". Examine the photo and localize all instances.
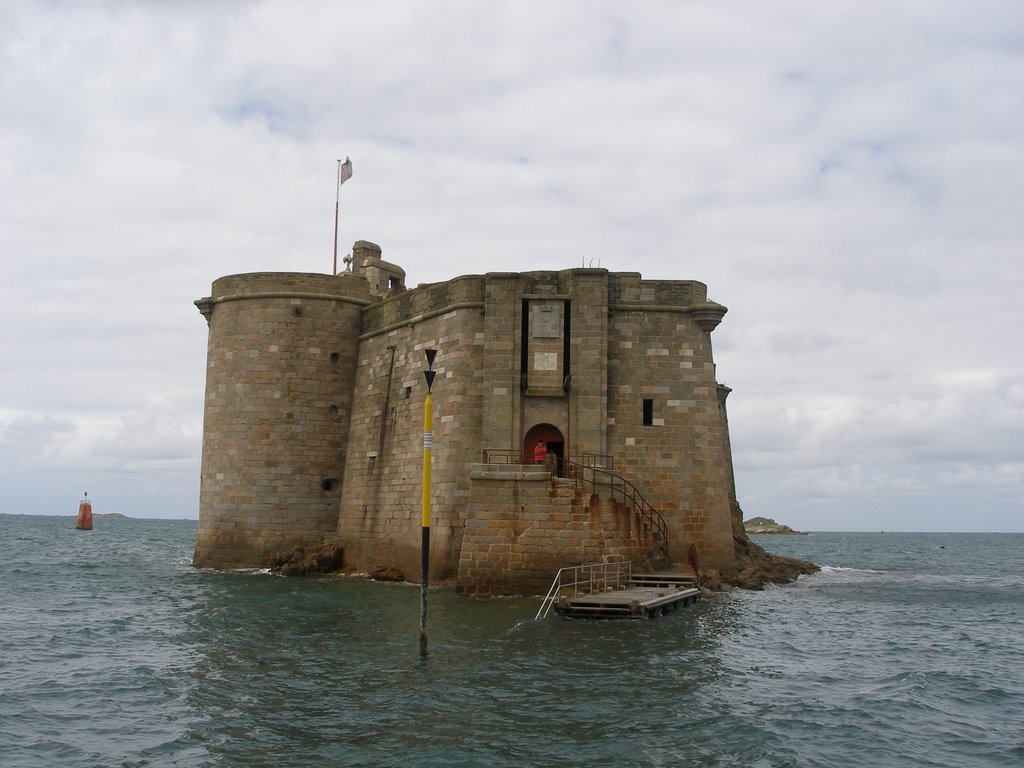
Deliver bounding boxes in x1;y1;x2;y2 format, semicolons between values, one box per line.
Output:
533;440;548;465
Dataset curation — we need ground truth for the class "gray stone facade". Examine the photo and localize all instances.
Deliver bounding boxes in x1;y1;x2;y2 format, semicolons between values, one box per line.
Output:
194;241;739;593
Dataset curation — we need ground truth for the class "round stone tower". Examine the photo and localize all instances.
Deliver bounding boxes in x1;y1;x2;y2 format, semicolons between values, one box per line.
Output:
193;272;370;569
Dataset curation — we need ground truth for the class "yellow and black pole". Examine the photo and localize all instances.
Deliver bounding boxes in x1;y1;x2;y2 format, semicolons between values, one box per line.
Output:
420;348;437;658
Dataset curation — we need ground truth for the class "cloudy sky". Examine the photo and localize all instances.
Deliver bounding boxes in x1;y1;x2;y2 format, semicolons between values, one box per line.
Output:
2;1;1021;532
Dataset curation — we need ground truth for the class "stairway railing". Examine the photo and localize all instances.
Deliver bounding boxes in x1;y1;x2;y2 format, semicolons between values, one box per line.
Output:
561;456;669;564
477;449;670;565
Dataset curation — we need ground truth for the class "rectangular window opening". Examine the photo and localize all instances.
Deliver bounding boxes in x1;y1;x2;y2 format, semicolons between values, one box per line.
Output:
642;398;654;426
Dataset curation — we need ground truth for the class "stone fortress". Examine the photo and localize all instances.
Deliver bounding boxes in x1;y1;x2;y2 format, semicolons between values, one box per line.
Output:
193;240;772;594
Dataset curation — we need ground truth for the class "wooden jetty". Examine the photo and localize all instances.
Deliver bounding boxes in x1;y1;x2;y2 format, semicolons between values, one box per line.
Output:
536;562;700;620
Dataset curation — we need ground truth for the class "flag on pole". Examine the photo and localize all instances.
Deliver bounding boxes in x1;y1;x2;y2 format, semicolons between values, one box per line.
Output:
333;157;352;275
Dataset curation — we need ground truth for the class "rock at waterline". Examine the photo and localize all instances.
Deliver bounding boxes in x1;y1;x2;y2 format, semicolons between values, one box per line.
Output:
271;543;345;577
698;531;819;592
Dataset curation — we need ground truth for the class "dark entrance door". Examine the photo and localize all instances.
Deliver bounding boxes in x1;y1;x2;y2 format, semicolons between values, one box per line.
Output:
523;423;565;475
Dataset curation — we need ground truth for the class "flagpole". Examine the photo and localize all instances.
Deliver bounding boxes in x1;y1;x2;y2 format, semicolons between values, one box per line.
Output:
332;159;341;275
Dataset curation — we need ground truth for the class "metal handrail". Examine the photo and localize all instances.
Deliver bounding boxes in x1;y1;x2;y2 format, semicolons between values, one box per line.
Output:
482;449;615;469
482;448;523;465
561;457;669;564
535;561;633;620
578;452;615;470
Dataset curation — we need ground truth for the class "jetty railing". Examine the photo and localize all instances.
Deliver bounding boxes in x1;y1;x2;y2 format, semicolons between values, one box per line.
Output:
535;560;633;620
560;457;669;564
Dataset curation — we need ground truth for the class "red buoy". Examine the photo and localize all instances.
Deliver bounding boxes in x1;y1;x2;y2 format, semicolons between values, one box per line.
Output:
76;491;93;530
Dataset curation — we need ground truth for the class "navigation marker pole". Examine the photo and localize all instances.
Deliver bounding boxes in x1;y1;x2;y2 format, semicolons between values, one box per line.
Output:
333;157;353;275
420;348;437;658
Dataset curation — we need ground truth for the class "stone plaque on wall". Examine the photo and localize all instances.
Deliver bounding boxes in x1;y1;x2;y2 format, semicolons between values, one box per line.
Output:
534;351;558;371
532;302;561;338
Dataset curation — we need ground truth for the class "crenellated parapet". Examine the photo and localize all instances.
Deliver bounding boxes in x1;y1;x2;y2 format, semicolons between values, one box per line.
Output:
610;274;710;306
606;274;728;333
201;271;372;309
359;274;486;339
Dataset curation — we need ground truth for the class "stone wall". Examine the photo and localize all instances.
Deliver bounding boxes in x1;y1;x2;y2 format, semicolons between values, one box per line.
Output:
565;270;610;458
336;281;486;580
193;272;368;568
480;274;521;456
605;278;734;569
479;269;611;462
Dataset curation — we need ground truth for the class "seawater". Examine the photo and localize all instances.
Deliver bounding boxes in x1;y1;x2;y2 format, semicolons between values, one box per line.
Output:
1;516;1022;768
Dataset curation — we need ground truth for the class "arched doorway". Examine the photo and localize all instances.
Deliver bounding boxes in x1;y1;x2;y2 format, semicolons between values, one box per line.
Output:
523;423;565;474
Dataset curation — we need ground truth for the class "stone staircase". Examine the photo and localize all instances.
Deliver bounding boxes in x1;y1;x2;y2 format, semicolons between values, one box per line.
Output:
462;455;672;595
559;457;670;566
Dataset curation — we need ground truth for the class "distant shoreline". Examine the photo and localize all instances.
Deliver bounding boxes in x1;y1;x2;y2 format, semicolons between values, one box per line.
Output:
743;516;806;535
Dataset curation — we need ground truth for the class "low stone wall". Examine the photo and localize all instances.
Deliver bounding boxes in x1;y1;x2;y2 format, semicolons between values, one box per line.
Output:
457;466;659;595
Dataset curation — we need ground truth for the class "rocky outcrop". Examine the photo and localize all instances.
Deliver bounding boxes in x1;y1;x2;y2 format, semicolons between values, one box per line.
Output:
743;516;804;535
271;543;345;577
269;543;412;583
365;565;406;582
699;530;818;592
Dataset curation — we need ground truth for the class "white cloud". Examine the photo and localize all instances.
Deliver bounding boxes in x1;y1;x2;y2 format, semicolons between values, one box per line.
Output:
0;399;200;474
2;0;1022;529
